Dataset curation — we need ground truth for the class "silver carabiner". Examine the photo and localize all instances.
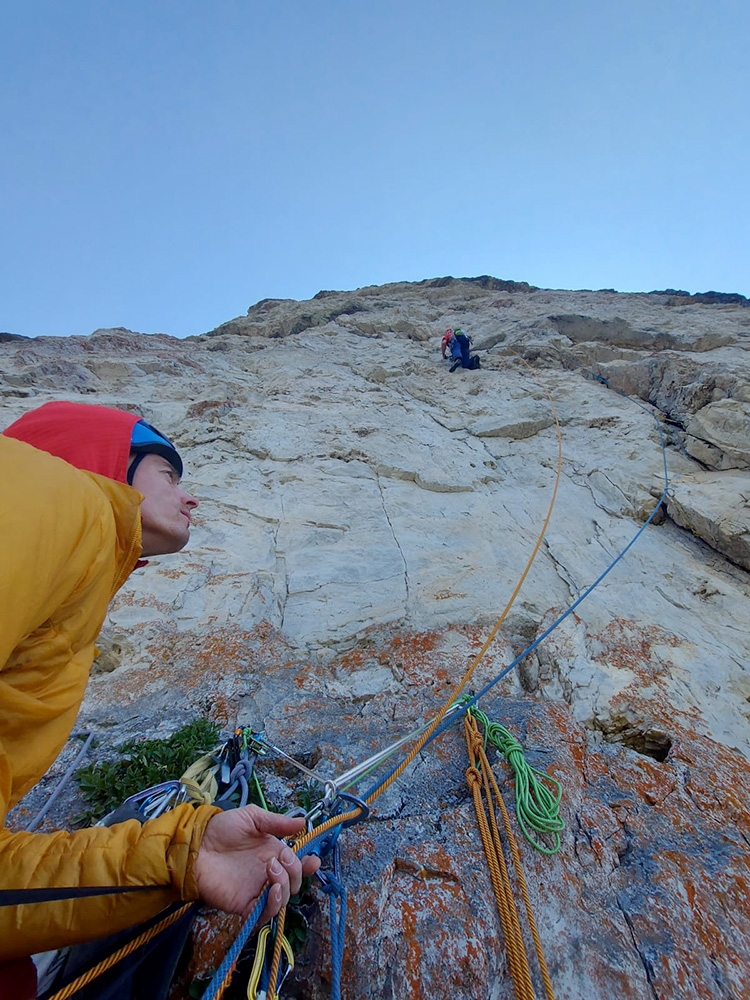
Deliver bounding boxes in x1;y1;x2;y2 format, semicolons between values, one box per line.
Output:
122;780;185;818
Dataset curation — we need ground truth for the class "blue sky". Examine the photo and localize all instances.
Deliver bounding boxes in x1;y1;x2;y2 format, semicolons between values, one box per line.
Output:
1;1;748;338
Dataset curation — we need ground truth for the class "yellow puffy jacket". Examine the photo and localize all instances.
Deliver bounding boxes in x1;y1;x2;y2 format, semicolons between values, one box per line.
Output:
0;437;218;960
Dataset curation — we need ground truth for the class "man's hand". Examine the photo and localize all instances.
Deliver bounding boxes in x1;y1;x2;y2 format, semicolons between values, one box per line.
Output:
194;806;320;922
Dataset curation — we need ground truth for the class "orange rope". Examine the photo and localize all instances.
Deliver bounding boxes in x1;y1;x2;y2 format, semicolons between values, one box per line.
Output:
289;372;561;849
492;780;556;1000
465;715;535;1000
266;905;287;1000
292;373;561;847
465;715;556;1000
46;903;193;1000
213;960;234;998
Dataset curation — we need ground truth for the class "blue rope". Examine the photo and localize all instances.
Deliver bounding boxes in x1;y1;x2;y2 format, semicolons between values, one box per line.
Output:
317;869;347;999
201;890;268;1000
364;375;670;800
301;825;347;1000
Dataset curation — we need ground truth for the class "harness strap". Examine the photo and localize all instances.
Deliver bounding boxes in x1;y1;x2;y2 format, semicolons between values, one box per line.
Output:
0;884;160;906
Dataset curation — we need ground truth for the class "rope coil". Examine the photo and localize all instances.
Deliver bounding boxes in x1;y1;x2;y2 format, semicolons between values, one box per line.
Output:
464;715;556;1000
468;707;564;855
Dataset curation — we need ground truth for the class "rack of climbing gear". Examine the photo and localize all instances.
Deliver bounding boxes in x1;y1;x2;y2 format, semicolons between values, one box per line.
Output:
180;727;267;809
121;779;190;818
98;728;271;829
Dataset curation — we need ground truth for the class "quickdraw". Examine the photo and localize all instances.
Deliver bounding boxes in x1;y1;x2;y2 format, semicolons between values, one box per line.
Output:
246;922;295;1000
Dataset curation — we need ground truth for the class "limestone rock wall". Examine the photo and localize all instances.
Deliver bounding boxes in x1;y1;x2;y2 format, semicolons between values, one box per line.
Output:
3;278;749;999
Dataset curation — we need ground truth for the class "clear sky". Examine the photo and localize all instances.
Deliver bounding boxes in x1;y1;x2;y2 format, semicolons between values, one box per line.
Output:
1;1;748;338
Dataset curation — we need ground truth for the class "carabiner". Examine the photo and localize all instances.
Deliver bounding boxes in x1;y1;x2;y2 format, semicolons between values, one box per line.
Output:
246;921;295;1000
122;780;184;813
333;792;370;829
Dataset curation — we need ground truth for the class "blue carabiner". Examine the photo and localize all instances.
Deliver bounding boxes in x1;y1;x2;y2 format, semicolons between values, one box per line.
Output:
333;792;370;829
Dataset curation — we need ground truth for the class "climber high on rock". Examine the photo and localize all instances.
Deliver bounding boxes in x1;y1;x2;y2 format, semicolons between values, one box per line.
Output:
441;327;481;371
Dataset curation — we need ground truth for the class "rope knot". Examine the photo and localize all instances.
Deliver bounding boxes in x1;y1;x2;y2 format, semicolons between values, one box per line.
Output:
465;765;482;788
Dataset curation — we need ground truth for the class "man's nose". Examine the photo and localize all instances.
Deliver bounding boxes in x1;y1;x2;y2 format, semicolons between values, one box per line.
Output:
182;490;199;509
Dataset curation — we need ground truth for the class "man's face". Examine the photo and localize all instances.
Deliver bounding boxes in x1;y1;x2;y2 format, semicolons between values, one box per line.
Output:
130;454;198;556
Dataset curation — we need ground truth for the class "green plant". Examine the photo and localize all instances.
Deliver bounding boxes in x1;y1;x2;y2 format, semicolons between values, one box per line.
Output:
284;888;310;951
75;718;221;825
295;779;319;815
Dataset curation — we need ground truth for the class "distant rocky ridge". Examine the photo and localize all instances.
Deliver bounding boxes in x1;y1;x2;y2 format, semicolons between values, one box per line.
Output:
3;278;749;999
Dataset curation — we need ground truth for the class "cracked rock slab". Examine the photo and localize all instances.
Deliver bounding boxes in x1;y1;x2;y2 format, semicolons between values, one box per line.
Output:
684;399;750;469
667;470;750;571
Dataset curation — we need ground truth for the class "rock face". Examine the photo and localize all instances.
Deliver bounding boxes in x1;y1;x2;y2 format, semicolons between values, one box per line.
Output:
3;278;750;1000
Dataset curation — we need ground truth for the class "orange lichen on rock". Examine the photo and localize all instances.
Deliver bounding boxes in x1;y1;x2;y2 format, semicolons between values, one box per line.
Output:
98;620;293;712
594;617;680;677
75;621;750;999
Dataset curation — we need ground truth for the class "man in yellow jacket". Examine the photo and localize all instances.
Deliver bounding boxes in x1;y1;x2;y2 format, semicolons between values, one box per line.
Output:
0;401;318;996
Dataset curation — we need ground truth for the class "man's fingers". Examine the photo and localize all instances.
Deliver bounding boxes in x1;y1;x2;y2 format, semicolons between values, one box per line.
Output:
245;805;307;838
267;857;291;904
257;880;284;923
256;859;290;923
280;846;303;896
301;854;321;877
279;847;321;893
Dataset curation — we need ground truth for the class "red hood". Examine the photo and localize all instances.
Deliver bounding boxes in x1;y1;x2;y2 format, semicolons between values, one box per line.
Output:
3;401;142;483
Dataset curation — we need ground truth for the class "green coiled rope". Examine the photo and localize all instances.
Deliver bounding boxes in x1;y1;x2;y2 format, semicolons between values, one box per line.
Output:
468;706;564;855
